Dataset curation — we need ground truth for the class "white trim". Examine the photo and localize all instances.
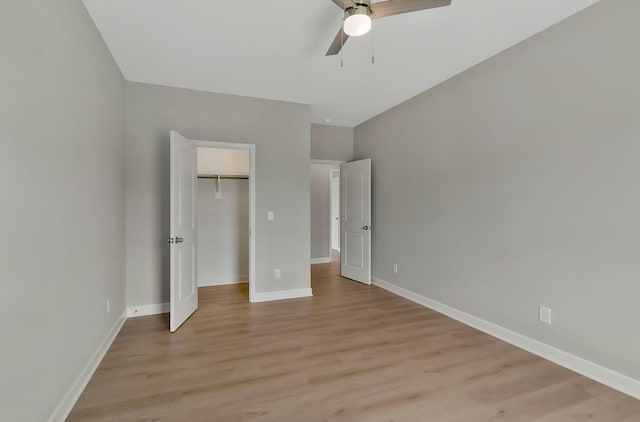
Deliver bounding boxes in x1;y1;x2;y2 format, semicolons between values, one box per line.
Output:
311;159;346;165
311;257;332;264
372;277;640;400
199;276;248;287
193;139;256;303
251;288;313;303
48;311;127;422
127;303;170;317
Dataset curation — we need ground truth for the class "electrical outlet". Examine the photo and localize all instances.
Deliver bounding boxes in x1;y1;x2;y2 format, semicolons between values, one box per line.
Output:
393;264;399;274
539;306;552;324
274;268;281;279
106;299;111;314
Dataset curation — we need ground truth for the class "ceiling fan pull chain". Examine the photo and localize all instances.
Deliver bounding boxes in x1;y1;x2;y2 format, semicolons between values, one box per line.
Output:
340;27;344;68
371;20;375;64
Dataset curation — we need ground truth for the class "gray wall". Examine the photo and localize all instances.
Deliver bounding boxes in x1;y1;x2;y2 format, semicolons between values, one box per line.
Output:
311;164;339;260
354;0;640;381
311;123;354;161
0;0;126;420
197;178;249;285
125;82;310;304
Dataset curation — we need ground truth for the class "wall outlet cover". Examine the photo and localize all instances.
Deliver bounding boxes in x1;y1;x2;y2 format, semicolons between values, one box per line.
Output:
539;305;552;324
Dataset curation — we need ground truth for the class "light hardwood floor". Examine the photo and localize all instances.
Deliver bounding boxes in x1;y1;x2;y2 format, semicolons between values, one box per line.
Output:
69;258;640;421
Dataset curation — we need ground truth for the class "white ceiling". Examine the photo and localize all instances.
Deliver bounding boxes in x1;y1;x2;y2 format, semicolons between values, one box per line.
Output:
83;0;598;127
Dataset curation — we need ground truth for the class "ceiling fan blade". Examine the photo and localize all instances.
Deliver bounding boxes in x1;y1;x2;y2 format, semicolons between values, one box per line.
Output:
371;0;451;19
326;27;350;56
329;0;357;9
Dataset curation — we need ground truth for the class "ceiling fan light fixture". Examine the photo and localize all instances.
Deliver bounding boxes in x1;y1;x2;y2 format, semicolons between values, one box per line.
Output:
343;6;371;37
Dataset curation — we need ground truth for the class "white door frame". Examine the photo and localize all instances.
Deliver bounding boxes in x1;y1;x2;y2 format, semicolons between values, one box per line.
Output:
198;140;256;302
311;159;345;261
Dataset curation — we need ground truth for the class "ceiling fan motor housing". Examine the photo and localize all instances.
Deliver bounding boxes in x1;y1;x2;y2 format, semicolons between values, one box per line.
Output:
344;0;372;18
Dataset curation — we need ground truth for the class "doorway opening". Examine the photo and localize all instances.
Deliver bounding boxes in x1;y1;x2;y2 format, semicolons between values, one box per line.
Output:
309;158;371;285
330;168;340;254
169;131;256;332
197;147;250;295
311;161;343;266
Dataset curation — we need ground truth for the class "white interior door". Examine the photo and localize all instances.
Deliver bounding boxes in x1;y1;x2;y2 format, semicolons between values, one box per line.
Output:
340;159;371;285
331;172;340;251
169;131;198;332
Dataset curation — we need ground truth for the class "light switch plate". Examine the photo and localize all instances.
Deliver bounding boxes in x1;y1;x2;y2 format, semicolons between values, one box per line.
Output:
267;211;275;221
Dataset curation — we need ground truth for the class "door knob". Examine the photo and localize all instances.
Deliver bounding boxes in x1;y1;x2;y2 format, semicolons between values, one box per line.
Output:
363;225;369;231
175;237;184;243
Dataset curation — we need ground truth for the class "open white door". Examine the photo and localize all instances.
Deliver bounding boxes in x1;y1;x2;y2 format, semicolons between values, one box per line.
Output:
169;131;198;332
340;158;371;285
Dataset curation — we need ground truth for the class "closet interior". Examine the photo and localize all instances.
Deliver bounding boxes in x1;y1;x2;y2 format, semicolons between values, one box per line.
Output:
196;147;250;287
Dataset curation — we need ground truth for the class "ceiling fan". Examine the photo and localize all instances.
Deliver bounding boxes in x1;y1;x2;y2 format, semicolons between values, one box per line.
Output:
326;0;452;56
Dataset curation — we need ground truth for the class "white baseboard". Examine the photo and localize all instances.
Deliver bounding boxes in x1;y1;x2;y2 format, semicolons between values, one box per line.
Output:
48;311;127;422
311;257;332;264
198;275;248;287
372;277;640;400
251;288;313;303
127;302;169;317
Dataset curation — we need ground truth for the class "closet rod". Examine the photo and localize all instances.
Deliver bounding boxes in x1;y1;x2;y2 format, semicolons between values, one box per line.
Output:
198;175;249;180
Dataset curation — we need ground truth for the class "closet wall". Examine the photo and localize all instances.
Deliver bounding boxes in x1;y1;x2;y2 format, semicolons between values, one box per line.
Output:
197;147;250;286
197;178;249;286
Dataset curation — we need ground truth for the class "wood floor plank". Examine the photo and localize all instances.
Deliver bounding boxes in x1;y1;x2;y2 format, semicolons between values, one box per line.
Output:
68;257;640;421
